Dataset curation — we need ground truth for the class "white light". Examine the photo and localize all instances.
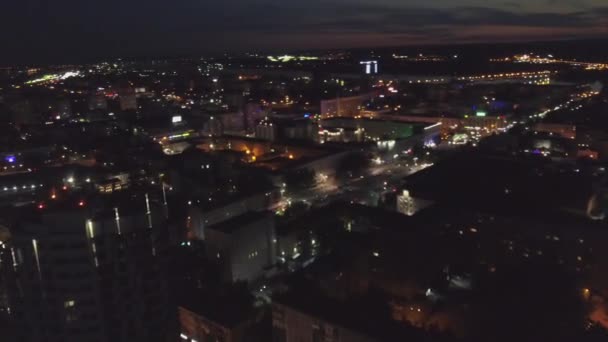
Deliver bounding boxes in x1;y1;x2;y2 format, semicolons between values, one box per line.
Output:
180;333;188;340
67;177;74;183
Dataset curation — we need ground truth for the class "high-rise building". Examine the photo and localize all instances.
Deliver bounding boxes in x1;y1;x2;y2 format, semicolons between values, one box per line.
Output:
360;61;378;75
0;194;172;342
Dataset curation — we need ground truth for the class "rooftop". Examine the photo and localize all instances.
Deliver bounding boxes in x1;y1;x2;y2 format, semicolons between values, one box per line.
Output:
206;211;271;234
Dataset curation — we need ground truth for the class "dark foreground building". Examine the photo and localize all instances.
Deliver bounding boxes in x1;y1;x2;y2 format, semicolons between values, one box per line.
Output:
0;194;172;342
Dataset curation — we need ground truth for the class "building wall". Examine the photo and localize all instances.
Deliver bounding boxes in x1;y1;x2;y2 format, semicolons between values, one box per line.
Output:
272;303;376;342
189;191;274;240
205;214;276;283
228;215;276;282
1;203;171;342
534;123;576;140
256;123;277;141
321;94;374;118
179;307;236;342
320;118;414;140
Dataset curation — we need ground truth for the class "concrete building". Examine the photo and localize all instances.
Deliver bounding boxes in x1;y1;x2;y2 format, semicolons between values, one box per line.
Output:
188;189;276;240
320;93;375;118
0;195;171;342
320;117;414;141
273;301;376;342
204;212;276;283
179;306;258;342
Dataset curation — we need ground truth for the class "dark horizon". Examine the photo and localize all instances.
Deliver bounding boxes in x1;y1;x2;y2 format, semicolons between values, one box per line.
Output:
3;36;608;68
1;0;607;66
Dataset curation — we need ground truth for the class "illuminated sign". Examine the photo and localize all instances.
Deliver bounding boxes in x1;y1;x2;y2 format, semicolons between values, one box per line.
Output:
476;111;487;117
172;115;182;123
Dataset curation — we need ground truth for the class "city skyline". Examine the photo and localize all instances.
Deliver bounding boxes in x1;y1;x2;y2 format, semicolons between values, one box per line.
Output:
1;2;608;341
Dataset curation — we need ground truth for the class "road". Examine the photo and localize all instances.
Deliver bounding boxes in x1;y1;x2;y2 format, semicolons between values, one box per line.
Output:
276;158;431;211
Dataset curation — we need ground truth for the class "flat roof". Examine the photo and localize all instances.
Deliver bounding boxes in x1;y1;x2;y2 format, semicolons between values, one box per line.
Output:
207;211;271;234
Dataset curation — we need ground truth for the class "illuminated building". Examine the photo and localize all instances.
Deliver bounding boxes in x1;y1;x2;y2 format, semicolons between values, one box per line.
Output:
397;190;416;216
533;123;576;140
1;195;171;342
319;118;441;149
372;112;508;138
360;60;379;75
320;117;415;141
320;93;375;118
396;190;434;216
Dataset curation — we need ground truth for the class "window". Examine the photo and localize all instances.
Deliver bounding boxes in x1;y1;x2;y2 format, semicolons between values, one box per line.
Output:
65;299;78;323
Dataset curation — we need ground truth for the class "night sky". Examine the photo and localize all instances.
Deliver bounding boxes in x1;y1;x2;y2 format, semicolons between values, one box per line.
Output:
1;0;607;64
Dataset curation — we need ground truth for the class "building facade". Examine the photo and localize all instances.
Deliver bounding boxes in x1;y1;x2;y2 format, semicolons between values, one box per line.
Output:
1;197;171;342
